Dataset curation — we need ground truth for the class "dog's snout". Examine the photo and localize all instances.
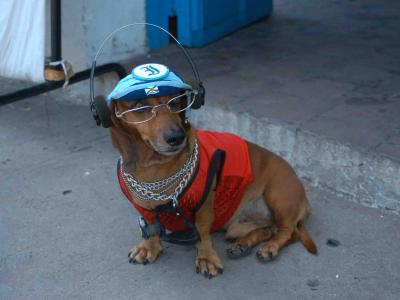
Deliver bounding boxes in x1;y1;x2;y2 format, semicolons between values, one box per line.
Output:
164;128;186;146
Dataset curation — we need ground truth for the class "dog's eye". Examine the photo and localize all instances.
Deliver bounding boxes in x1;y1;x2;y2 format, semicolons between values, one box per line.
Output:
133;102;145;108
168;96;186;110
133;104;153;114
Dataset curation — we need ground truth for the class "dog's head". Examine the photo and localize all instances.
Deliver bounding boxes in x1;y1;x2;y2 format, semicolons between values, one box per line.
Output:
111;94;190;154
106;63;196;169
109;93;192;169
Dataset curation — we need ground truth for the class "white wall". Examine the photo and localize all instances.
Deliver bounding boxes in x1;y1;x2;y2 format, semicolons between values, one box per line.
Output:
46;0;147;72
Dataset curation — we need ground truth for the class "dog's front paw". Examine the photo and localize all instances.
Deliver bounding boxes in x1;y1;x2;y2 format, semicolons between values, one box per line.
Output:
128;237;162;265
195;247;224;279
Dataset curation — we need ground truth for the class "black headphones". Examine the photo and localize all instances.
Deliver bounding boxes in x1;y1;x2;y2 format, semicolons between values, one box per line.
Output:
89;23;205;128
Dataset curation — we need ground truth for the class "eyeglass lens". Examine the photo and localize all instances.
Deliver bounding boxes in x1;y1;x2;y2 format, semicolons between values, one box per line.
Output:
118;92;195;124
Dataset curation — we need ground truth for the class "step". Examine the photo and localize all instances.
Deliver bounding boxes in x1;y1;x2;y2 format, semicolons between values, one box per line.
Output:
192;105;400;213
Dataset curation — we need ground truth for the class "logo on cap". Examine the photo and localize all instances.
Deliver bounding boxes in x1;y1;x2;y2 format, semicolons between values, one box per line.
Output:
132;63;169;81
145;86;159;95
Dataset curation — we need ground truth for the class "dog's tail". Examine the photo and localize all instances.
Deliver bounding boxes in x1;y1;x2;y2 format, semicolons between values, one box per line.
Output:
297;221;318;254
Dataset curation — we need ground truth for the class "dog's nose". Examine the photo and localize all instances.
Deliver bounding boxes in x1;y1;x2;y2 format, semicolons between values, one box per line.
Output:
164;128;186;146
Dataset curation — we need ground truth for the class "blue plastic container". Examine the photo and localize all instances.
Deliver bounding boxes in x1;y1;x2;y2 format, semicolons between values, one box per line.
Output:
146;0;273;48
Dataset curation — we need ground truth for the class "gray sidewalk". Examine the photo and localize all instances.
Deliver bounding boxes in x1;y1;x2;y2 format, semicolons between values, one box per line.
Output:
1;99;399;299
1;0;400;298
146;0;400;211
149;0;400;161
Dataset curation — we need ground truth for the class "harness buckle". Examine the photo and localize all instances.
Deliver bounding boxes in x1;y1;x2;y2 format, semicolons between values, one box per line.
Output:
138;216;160;239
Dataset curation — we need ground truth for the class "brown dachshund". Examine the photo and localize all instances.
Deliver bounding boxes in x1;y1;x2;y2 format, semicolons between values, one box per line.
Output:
109;95;317;278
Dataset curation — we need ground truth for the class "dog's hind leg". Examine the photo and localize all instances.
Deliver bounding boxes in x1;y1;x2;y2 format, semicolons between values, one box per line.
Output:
225;197;273;259
255;186;305;262
226;226;273;259
224;196;272;241
256;224;294;262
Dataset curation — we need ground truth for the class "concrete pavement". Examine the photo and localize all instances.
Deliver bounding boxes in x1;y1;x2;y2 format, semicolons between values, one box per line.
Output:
1;94;400;300
143;0;400;212
148;0;400;162
1;0;400;298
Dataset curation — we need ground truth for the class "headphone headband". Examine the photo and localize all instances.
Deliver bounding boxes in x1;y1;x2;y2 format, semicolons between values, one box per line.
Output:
90;23;202;109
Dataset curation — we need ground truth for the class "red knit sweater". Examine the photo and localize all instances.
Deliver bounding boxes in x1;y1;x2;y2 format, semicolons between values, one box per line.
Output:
118;130;253;232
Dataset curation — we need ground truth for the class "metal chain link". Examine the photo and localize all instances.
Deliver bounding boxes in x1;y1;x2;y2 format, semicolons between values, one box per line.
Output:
132;147;197;191
122;140;199;206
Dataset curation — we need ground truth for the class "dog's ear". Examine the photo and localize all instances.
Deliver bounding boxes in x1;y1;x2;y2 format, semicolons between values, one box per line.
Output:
109;128;138;173
109;100;139;172
109;100;118;127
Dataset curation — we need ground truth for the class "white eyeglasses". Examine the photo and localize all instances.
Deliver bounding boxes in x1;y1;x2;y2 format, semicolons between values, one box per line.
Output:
115;90;196;124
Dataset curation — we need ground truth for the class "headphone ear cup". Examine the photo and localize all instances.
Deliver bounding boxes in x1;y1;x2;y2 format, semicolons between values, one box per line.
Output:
94;95;112;128
188;81;205;109
198;82;205;106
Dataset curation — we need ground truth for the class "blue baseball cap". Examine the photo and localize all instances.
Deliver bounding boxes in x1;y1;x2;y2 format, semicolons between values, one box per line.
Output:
106;63;192;106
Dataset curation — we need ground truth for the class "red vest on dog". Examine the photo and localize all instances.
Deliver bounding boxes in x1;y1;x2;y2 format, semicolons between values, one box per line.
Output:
117;130;253;233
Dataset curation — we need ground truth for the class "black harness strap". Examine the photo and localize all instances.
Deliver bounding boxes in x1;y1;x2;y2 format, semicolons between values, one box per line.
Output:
155;149;226;245
193;149;226;213
153;202;198;245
